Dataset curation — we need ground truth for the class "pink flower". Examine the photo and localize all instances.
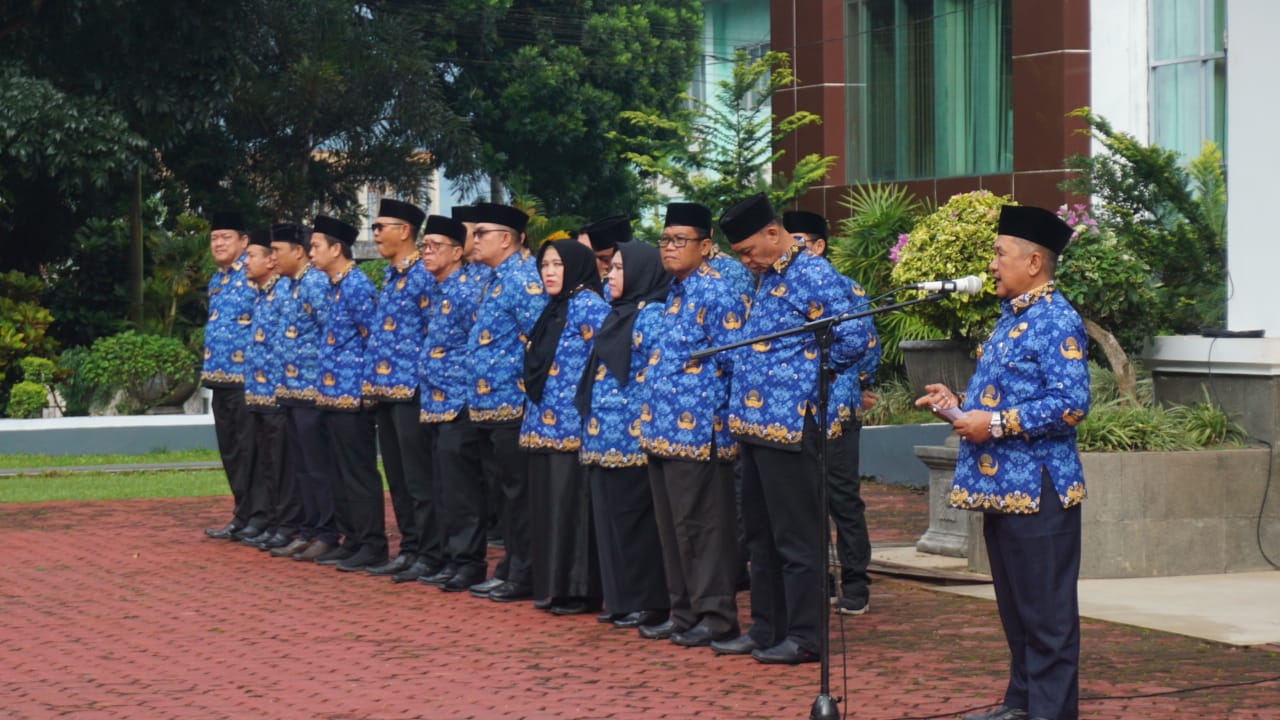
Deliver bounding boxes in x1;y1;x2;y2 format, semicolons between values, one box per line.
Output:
889;233;910;264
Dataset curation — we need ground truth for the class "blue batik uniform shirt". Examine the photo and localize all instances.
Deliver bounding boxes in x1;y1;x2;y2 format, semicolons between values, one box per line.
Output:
202;252;255;388
364;253;431;403
831;278;880;431
277;264;330;405
638;262;748;463
244;274;287;412
520;290;610;452
419;264;485;423
728;248;875;449
953;282;1090;514
316;263;376;411
466;252;548;424
581;302;664;468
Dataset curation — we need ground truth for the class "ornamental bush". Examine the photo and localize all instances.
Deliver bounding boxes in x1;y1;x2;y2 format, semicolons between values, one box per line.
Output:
6;380;45;418
888;190;1011;345
79;331;198;414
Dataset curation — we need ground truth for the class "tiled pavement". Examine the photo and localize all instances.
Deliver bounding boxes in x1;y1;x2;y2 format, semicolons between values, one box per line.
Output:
1;482;1278;719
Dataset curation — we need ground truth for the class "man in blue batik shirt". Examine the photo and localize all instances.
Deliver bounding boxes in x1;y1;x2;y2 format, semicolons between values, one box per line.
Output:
361;199;439;582
447;202;547;603
202;211;258;541
916;205;1088;720
310;217;387;573
710;194;875;666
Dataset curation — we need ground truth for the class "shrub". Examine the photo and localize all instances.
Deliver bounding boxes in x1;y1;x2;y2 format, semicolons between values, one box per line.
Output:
888;190;1011;345
56;346;116;416
18;356;56;385
79;331;198;414
6;380;46;418
0;270;57;412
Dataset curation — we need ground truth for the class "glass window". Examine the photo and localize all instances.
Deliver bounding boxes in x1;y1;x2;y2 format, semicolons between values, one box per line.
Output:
1149;0;1227;160
845;0;1012;182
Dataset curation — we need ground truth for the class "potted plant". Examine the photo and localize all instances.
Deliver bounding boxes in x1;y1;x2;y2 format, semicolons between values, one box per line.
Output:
78;330;199;414
888;190;1011;395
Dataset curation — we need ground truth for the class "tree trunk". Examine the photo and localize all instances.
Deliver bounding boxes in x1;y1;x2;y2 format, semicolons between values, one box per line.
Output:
1083;317;1137;403
128;166;144;329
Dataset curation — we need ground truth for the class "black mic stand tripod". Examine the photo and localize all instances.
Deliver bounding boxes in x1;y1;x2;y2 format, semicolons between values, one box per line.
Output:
691;291;948;720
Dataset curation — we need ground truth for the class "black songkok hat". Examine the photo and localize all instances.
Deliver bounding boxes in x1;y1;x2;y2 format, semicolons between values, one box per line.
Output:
377;198;426;229
718;193;777;244
663;202;713;231
210;211;247;233
270;222;307;246
997;205;1073;255
451;205;478;224
423;215;467;246
313;215;358;246
248;228;273;249
472;202;529;233
584;215;632;251
783;211;828;240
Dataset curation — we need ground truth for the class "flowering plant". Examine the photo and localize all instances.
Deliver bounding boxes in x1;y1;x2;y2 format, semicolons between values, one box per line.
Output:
888;190;1009;344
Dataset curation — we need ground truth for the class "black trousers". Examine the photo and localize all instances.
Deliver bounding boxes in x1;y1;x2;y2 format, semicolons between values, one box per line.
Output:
286;404;338;545
588;464;668;614
250;409;300;535
984;472;1082;720
827;424;870;600
434;416;488;573
739;420;825;654
324;409;387;556
529;451;600;602
377;400;438;562
646;455;739;633
210;386;255;526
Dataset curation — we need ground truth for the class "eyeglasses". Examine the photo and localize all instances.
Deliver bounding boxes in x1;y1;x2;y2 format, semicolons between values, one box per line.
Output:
657;234;700;248
472;227;505;240
419;239;459;253
792;234;810;245
371;222;408;233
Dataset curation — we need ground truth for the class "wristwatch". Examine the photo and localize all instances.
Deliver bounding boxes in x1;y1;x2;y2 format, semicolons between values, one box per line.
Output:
989;412;1004;439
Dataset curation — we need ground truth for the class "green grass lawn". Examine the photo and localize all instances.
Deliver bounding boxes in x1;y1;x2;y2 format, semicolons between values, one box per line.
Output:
0;449;221;470
0;469;232;503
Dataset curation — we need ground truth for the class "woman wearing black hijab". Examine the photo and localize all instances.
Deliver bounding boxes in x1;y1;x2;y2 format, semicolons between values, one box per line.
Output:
520;238;610;614
576;241;673;629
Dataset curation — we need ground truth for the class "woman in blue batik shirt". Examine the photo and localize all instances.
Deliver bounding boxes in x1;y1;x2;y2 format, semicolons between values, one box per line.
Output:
575;241;672;630
520;239;610;615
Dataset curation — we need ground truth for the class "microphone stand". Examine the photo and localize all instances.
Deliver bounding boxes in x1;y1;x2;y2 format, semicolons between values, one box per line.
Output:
691;292;948;720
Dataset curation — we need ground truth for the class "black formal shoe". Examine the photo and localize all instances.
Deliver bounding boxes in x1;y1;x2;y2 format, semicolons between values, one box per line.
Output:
751;639;820;665
487;581;532;602
315;546;356;566
638;619;686;640
612;610;667;629
671;621;738;648
233;525;266;541
205;521;241;539
442;567;486;592
295;541;338;562
365;554;414;576
271;538;311;558
258;533;293;550
241;529;276;547
549;599;600;616
710;633;762;656
961;706;1028;720
391;559;436;584
336;547;387;572
532;597;553;611
597;612;626;624
468;577;504;598
419;564;457;587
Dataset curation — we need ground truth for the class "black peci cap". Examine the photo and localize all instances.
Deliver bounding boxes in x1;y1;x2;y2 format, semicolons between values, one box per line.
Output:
997;205;1073;255
377;198;426;229
312;215;358;245
472;202;529;233
663;202;713;231
210;211;247;233
584;215;632;251
718;193;776;244
783;210;828;240
423;214;467;246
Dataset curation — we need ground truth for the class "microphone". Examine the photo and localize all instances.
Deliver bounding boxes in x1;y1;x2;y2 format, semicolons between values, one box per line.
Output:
906;275;983;295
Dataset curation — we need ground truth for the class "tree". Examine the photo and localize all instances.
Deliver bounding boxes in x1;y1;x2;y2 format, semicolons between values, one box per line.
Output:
616;50;838;215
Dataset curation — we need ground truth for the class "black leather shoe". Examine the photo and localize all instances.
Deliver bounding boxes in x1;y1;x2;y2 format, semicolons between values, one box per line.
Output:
638;619;686;640
549;599;599;616
671;622;738;647
961;706;1028;720
442;567;486;593
612;610;666;629
337;547;387;572
258;533;293;550
533;597;553;610
314;546;355;565
295;541;337;562
751;639;820;665
419;564;457;587
365;554;414;576
271;538;311;558
205;521;241;539
597;612;625;624
232;524;265;541
710;633;762;656
391;559;435;584
468;577;504;598
487;581;532;602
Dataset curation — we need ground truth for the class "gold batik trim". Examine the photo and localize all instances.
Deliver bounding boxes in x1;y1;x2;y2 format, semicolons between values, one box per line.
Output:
276;387;317;402
580;448;647;468
638;436;712;462
518;433;582;452
244;392;278;407
949;482;1085;514
202;370;245;385
362;383;417;401
316;394;363;410
727;417;803;446
420;409;461;424
469;404;525;423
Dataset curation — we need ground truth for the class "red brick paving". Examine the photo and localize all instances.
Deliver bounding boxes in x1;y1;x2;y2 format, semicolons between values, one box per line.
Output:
1;482;1278;719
